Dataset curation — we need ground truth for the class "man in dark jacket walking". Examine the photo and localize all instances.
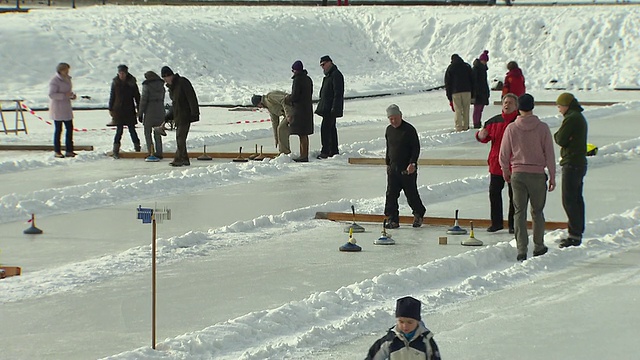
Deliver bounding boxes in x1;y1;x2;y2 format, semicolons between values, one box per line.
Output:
315;55;344;159
444;54;474;132
108;64;141;158
289;60;313;162
554;92;588;248
384;104;426;229
161;66;199;167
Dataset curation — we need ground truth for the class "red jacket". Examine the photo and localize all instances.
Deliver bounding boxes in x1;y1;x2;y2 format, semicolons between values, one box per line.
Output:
475;111;518;175
501;68;526;97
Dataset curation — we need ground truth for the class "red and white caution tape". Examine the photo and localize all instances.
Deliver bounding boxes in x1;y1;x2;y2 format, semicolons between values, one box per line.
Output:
21;103;116;132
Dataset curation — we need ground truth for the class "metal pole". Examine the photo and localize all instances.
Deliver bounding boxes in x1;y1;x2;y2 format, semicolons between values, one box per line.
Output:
151;215;157;349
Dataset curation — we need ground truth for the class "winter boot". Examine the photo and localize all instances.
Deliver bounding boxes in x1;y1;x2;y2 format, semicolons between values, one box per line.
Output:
112;142;121;159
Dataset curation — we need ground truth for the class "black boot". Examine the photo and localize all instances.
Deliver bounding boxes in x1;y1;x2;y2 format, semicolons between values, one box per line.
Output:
112;143;121;159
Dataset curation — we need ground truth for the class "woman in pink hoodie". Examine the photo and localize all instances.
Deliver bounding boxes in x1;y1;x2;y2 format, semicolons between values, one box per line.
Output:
499;94;556;262
48;62;76;158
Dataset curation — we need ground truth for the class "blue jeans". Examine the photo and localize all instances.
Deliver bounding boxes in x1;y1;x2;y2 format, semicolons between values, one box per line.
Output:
113;124;140;145
562;164;587;240
53;120;73;153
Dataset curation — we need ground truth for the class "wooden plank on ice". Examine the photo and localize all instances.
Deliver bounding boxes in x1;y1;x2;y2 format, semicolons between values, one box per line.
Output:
0;144;94;151
0;266;21;279
348;158;486;166
492;100;618;106
314;211;567;230
107;151;279;159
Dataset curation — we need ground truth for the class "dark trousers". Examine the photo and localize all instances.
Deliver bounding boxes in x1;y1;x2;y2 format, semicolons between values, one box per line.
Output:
114;124;140;145
320;115;339;156
174;121;191;163
562;164;587;239
384;169;426;222
489;174;515;229
53;120;74;153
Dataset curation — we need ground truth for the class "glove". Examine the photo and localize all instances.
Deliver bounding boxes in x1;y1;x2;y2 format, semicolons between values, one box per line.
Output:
449;101;455;112
190;115;199;122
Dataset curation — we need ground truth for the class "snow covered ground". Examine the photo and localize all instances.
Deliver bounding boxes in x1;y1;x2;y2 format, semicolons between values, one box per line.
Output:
1;3;639;360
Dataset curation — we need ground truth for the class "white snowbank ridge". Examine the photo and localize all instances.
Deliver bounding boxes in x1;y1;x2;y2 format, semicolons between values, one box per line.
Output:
1;6;638;107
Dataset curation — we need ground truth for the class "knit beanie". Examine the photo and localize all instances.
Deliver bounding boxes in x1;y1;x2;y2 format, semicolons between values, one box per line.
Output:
251;94;262;106
518;93;535;112
292;60;304;71
117;64;128;73
160;66;174;77
395;296;421;321
386;104;402;117
556;92;575;106
479;50;489;62
320;55;332;64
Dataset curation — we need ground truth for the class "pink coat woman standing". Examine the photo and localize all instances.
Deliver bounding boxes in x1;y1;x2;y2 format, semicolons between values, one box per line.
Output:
48;62;77;158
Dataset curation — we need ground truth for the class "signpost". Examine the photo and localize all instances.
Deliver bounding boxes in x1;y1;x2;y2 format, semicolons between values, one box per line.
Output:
136;205;171;350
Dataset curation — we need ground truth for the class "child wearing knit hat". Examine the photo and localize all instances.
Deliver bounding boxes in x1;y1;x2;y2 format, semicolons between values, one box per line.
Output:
365;296;441;359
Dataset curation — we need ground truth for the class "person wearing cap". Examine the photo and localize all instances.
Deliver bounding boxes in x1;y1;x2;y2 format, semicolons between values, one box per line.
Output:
251;91;293;155
48;62;77;158
314;55;344;159
471;50;490;129
476;93;518;234
108;64;141;158
501;61;526;97
444;54;474;132
384;104;426;229
554;92;588;248
160;66;200;167
365;296;441;360
288;60;314;162
499;93;556;262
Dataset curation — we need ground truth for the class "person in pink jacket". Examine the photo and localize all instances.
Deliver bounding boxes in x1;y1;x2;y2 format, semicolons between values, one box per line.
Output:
499;93;556;262
48;62;77;158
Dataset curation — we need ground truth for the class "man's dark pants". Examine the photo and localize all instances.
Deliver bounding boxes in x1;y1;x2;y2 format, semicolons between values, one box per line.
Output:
562;164;587;240
174;121;191;164
489;174;515;229
384;169;426;222
320;115;339;156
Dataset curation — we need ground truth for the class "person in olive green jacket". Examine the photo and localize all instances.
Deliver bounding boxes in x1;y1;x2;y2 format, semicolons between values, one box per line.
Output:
251;91;293;155
554;92;588;248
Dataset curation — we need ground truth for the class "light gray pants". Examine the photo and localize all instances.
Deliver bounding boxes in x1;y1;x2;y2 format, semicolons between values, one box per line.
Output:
143;123;163;157
511;172;548;256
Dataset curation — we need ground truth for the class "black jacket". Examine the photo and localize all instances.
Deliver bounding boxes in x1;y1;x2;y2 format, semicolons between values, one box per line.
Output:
385;120;421;172
290;70;314;136
444;55;474;101
108;74;140;126
166;74;199;126
315;64;344;118
472;59;490;106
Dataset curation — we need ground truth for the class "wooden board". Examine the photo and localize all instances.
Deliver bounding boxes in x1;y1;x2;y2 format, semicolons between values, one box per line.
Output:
0;266;21;279
348;158;486;167
315;211;567;231
492;100;618;106
0;145;94;151
106;151;279;159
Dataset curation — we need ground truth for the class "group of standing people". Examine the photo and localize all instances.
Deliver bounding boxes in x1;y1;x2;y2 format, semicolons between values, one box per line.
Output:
251;55;344;162
48;63;199;166
475;90;588;261
445;50;526;131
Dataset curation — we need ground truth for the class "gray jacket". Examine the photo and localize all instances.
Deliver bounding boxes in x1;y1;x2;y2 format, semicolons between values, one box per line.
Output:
139;75;166;127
